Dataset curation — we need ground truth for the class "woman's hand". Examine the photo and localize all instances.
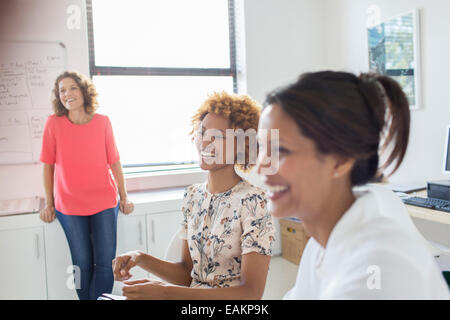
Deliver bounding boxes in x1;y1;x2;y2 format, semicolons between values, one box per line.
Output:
119;198;134;215
122;279;168;300
40;204;56;223
110;161;134;215
112;250;142;281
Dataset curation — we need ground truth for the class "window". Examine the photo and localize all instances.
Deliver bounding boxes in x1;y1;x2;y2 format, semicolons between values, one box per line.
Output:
86;0;239;170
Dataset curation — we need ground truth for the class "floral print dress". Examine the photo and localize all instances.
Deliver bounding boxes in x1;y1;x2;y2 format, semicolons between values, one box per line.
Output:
180;180;275;288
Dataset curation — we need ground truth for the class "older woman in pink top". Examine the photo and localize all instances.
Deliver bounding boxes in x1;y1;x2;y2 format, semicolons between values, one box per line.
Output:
39;70;134;300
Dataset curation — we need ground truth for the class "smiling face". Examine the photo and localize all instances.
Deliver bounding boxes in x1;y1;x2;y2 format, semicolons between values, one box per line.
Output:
58;77;85;113
195;112;236;172
256;104;342;220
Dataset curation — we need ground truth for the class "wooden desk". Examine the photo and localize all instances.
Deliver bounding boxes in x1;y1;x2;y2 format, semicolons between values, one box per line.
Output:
405;190;450;226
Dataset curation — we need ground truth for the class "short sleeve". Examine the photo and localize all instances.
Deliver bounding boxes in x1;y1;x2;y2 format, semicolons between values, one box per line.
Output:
104;116;120;165
240;191;275;256
179;185;195;240
40;116;56;164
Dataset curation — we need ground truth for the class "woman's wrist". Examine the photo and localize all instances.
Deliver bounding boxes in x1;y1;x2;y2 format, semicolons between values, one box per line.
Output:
160;283;174;299
135;250;146;267
119;193;128;202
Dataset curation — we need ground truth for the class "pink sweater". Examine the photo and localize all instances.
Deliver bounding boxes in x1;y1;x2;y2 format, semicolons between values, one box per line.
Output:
40;114;120;215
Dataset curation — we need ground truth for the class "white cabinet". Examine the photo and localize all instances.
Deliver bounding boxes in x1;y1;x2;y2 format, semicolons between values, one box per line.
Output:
44;210;182;298
111;210;182;295
113;214;149;295
0;227;47;299
147;211;183;260
116;214;147;255
0;188;185;299
44;221;78;300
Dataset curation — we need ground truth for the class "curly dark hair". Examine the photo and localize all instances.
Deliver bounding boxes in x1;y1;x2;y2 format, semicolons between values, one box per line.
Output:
190;91;262;172
51;70;99;116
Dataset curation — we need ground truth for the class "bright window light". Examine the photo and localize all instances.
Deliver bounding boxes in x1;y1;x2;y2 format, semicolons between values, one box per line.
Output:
89;0;237;168
93;76;234;166
92;0;230;68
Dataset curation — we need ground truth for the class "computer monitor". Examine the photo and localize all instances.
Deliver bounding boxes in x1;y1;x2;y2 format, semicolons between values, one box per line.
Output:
443;125;450;174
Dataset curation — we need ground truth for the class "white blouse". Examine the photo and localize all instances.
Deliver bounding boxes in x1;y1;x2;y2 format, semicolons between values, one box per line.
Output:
284;184;450;299
180;180;275;288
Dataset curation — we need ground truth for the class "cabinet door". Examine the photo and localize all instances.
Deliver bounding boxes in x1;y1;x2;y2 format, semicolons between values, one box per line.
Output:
147;211;183;260
113;214;149;295
0;227;47;299
44;221;78;300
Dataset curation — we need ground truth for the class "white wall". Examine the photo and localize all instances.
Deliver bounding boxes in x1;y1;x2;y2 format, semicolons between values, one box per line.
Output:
243;0;450;188
324;0;450;185
0;0;329;200
244;0;327;104
0;0;89;200
244;0;450;249
322;0;450;247
2;0;450;199
241;0;327;187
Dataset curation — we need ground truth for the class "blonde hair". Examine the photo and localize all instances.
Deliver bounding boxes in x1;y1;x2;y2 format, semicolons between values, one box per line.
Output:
51;70;99;116
191;91;262;172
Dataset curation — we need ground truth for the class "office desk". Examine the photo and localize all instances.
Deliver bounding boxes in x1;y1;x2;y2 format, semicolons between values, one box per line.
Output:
403;189;450;256
405;190;450;226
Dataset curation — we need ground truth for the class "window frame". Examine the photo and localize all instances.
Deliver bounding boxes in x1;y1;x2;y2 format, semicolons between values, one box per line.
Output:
86;0;238;84
85;0;238;172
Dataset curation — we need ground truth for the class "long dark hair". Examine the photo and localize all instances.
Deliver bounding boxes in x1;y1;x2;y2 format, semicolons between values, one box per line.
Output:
265;71;410;186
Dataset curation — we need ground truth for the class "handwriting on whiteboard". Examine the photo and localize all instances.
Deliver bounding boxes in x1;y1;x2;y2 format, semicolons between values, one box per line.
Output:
0;42;66;164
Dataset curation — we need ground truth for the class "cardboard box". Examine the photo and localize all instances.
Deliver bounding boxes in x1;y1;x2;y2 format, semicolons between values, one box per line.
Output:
280;218;310;265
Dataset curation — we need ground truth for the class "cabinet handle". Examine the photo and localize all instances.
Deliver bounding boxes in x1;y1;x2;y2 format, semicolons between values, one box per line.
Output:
151;220;155;244
138;221;143;246
35;234;40;259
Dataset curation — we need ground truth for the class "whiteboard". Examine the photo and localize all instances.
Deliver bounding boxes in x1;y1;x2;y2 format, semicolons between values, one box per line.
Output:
0;41;67;164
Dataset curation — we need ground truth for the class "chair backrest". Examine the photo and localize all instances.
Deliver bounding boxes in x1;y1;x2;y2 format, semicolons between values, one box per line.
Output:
164;227;183;262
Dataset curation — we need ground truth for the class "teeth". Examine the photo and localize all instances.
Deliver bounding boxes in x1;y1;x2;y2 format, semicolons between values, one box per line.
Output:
266;185;289;193
201;151;215;157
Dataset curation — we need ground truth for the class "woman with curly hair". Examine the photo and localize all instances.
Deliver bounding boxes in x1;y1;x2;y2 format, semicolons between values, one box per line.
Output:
39;70;134;300
112;92;275;299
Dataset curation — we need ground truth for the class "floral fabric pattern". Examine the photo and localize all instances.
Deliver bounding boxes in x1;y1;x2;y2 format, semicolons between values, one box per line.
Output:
180;180;275;288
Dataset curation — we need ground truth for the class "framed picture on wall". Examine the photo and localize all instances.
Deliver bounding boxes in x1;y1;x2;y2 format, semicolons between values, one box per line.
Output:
367;9;421;110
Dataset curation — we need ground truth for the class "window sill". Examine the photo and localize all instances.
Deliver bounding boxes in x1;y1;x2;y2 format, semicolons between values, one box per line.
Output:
124;167;208;192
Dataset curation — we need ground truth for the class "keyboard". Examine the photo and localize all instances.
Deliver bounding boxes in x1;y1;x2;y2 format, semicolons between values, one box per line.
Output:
402;196;450;213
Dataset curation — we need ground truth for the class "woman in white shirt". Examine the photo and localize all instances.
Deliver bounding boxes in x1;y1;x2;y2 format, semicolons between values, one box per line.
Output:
256;71;450;299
